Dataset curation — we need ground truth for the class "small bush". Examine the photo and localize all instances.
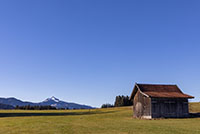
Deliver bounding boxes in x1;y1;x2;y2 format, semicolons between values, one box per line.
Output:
101;103;114;108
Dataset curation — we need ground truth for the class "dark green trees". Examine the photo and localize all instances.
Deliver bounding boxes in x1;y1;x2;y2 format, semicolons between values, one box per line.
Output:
101;95;133;108
101;103;114;108
114;95;132;107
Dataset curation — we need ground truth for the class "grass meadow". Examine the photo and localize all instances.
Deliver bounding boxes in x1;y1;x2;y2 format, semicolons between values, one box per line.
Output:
0;103;199;134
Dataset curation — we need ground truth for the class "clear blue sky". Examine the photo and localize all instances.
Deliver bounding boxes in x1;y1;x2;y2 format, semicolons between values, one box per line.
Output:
0;0;199;107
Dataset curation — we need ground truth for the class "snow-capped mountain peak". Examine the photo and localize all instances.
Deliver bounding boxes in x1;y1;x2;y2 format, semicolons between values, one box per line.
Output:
50;96;59;102
44;96;60;102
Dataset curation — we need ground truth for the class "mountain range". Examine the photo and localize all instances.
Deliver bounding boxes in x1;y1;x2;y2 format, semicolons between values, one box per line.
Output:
0;96;93;109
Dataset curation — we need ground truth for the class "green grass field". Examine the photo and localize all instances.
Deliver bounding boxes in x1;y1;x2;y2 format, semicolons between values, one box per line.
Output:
0;103;199;134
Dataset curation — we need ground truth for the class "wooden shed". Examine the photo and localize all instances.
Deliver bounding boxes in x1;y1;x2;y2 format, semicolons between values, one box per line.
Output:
130;83;194;119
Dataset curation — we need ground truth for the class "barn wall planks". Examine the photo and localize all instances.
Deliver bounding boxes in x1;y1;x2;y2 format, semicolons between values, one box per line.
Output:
133;90;151;118
151;98;189;118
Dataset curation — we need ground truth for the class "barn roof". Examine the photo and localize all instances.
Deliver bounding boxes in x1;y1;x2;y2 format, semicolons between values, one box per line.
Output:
130;83;194;100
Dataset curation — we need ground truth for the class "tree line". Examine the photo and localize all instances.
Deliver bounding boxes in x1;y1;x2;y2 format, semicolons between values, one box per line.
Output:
101;95;133;108
15;105;57;110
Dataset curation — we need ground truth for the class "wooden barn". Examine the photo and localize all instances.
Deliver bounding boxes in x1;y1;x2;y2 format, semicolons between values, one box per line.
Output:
130;83;194;119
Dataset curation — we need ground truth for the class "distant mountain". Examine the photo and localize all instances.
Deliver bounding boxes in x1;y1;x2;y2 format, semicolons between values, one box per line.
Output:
0;97;35;107
0;96;93;109
0;103;14;109
39;96;93;109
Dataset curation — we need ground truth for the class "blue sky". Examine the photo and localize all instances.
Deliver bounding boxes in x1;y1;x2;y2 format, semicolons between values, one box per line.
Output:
0;0;200;107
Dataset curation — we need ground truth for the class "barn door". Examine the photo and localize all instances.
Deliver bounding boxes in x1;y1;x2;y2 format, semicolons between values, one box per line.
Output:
152;101;160;118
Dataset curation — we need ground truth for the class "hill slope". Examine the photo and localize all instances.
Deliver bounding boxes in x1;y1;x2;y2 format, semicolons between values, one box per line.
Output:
0;103;199;134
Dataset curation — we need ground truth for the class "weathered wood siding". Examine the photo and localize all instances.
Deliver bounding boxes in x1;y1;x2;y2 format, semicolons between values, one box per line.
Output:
151;98;189;118
133;90;151;118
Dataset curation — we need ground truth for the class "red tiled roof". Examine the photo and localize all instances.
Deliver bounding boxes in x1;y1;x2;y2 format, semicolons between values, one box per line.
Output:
130;83;194;99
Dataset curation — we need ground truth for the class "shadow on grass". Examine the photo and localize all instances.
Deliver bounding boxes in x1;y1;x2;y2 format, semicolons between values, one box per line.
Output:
0;110;116;118
162;113;200;119
189;112;200;118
